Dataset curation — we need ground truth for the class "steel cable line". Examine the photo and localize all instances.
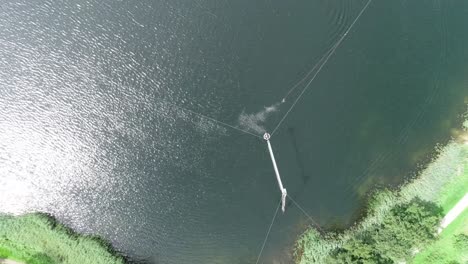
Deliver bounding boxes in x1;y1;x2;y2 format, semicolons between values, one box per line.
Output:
271;0;373;136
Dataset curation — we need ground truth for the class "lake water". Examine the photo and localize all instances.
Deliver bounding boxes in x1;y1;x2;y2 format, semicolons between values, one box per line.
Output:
1;0;468;263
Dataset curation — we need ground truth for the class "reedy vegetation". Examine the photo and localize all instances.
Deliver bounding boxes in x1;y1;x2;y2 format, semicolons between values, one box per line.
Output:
0;213;125;264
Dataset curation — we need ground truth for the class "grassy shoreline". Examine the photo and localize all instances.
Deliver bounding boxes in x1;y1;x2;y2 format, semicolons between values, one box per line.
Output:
0;213;126;264
295;117;468;263
413;208;468;263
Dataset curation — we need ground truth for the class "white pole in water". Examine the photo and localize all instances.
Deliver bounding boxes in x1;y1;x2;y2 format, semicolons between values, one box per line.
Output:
263;132;287;212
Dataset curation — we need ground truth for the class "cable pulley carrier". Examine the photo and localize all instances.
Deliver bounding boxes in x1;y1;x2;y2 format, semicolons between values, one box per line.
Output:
263;132;287;212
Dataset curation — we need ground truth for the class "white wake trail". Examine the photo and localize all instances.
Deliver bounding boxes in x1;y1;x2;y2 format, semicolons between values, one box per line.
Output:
238;101;284;135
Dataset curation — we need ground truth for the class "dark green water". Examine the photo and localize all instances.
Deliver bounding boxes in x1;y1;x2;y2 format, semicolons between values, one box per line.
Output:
1;0;467;263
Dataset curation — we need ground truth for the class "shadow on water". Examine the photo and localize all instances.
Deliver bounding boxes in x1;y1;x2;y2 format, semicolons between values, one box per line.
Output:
287;126;310;184
283;126;314;212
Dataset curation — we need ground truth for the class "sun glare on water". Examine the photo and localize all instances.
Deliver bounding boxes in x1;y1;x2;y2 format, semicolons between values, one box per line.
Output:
0;121;94;215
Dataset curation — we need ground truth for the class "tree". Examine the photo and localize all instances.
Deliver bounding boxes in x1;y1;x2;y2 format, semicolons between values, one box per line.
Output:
329;197;443;263
372;197;442;261
330;235;391;264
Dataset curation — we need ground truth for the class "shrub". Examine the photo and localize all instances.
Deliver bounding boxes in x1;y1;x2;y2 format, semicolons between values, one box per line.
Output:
453;234;468;250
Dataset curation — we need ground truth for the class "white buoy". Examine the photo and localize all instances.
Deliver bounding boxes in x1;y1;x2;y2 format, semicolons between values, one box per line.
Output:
264;132;287;212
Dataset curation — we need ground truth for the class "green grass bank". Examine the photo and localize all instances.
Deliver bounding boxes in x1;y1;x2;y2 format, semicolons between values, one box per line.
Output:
295;117;468;263
0;213;125;264
412;208;468;264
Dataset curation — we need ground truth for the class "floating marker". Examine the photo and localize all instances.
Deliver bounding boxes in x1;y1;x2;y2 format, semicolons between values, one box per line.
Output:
264;132;287;212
